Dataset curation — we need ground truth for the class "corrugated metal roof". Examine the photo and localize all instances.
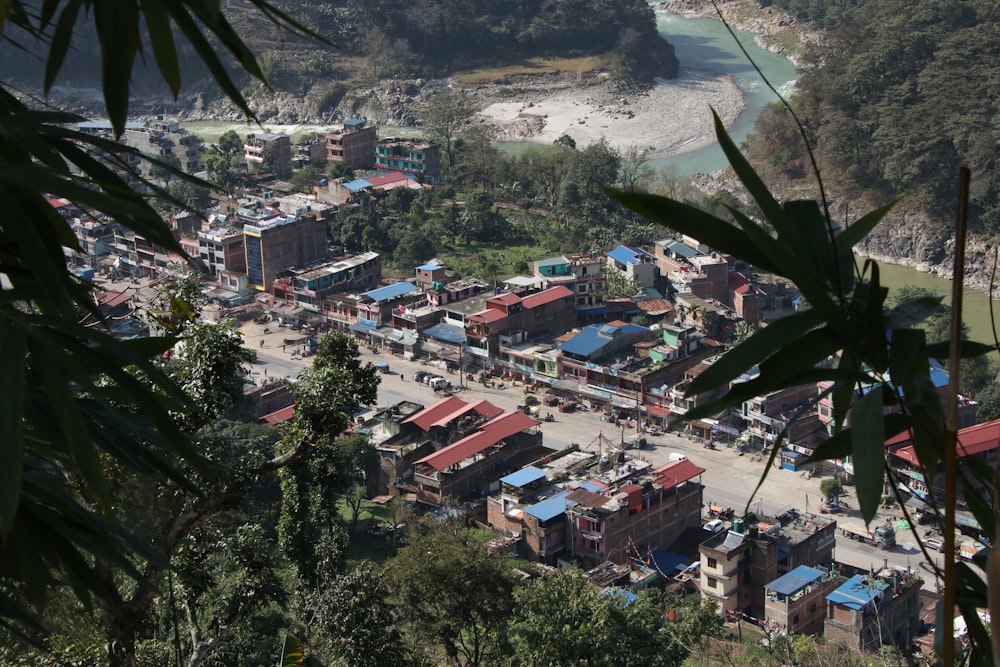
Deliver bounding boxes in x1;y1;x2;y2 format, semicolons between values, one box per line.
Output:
428;399;503;429
607;244;653;265
826;574;888;610
402;396;469;431
415;410;539;471
765;565;824;596
362;281;419;302
524;491;575;521
665;239;699;258
261;404;295;424
522;286;573;309
533;256;568;268
652;459;706;490
424;322;467;345
500;466;547;488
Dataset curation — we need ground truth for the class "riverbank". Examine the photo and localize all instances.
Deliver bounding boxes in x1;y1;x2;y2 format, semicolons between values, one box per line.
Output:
477;67;745;159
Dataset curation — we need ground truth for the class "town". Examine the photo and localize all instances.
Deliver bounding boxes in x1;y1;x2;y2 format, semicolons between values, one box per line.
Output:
61;114;995;663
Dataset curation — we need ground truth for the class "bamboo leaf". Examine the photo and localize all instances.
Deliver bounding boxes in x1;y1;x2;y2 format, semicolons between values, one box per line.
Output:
279;634;305;666
850;385;886;524
925;340;995;359
712;109;785;225
0;317;27;534
42;0;83;95
139;0;181;96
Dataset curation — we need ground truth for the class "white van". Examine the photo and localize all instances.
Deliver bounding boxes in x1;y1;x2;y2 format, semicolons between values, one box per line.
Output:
704;519;725;534
428;377;449;391
669;453;688;462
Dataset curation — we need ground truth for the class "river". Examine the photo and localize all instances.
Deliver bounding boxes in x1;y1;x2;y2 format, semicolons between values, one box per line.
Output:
647;8;799;178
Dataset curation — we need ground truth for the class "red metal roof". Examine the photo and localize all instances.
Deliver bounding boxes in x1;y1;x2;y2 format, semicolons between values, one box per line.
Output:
469;308;506;323
564;487;611;508
652;459;706;490
489;293;522;306
428;399;503;429
415;410;539;471
637;299;673;315
402;396;469;431
522;286;573;309
891;418;1000;466
261;404;295;424
95;290;134;309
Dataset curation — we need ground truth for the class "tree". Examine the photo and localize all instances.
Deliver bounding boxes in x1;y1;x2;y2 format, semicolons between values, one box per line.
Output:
0;0;327;639
452;123;500;191
424;92;480;168
326;160;355;181
510;569;718;666
609;111;995;664
820;478;844;502
387;520;516;666
290;165;319;193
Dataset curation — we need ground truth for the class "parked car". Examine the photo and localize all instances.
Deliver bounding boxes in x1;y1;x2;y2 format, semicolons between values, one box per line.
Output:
413;371;428;383
924;537;944;553
428;377;450;391
704;519;725;534
422;373;442;386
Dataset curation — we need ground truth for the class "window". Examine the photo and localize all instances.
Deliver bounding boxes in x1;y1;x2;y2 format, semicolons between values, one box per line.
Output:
707;557;718;569
793;615;799;624
706;577;718;589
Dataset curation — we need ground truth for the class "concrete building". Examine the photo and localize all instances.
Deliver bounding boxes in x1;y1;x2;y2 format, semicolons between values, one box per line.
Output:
240;205;327;291
462;286;576;363
824;570;923;652
606;245;657;291
375;137;441;181
564;457;705;568
764;565;842;636
323;119;377;169
532;253;608;322
245;133;292;178
122;118;204;176
197;225;246;278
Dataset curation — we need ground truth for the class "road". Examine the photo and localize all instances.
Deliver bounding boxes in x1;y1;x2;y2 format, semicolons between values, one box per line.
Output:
239;319;946;589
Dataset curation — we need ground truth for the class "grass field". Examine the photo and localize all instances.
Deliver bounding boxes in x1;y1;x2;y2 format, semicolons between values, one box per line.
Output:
451;55;610;85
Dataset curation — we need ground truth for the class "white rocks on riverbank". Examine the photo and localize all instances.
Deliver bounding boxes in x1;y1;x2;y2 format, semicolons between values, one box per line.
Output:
478;68;746;159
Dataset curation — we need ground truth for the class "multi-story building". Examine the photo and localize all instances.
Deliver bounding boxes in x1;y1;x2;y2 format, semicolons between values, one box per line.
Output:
323;119;377;169
564;457;705;568
197;226;246;278
273;251;381;311
824;570;923;652
462;286;576;362
375;137;441;181
244;132;292;178
531;253;607;322
487;466;568;564
240;206;327;290
606;245;657;291
69;217;117;270
700;509;837;616
122;117;204;176
764;566;842;636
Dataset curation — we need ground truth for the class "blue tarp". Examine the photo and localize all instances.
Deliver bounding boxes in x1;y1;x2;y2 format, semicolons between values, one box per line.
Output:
600;587;638;606
499;466;547;488
826;574;888;610
559;323;648;359
524;492;575;521
423;322;467;345
765;565;824;596
362;281;419;303
607;244;653;266
343;178;372;191
649;549;690;576
416;263;442;271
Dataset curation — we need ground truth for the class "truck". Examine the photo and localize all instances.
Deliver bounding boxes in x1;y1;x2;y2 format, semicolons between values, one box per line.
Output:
842;523;896;550
959;541;986;562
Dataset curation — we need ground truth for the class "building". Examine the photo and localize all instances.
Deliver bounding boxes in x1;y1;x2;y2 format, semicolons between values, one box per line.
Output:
764;565;841;636
700;509;837;616
412;409;544;504
462;286;576;363
245;133;292;178
197;225;246;278
122;118;204;176
323;119;377;169
271;251;381;312
532;253;608;321
824;570;923;652
486;466;572;564
606;245;657;290
564;457;705;568
240;206;327;291
375;137;441;181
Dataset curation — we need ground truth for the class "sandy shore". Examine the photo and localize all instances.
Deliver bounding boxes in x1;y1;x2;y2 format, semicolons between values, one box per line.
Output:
478;67;746;158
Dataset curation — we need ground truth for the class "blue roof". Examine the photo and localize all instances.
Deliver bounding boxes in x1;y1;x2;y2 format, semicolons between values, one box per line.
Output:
423;322;467;345
579;480;602;493
349;322;376;334
766;565;824;596
608;244;653;265
826;574;888;610
534;256;568;268
649;549;690;576
559;323;649;359
599;587;638;606
345;119;365;126
417;263;443;271
362;281;419;302
524;491;575;521
500;466;547;488
343;179;372;191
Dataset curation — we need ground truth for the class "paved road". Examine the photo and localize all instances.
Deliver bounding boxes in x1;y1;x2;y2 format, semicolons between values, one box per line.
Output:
238;319;945;589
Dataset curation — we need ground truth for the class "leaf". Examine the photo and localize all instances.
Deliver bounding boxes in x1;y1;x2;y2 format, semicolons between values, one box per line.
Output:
279;633;305;667
712;109;785;226
834;200;897;257
850;385;886;525
139;0;181;97
0;317;27;534
925;340;995;359
686;308;824;396
884;296;945;330
604;190;779;273
43;0;83;95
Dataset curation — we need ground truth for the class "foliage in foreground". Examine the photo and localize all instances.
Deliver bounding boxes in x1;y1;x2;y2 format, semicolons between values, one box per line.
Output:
610;111;997;665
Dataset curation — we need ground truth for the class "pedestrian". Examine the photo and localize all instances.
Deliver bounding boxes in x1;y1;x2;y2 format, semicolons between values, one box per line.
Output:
260;339;264;348
264;368;267;377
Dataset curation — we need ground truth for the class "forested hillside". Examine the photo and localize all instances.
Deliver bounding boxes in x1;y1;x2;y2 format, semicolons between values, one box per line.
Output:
750;0;1000;237
0;0;676;100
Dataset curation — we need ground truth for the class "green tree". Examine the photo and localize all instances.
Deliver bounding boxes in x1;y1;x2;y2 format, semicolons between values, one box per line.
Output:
424;92;479;168
290;165;319;193
609;111;995;664
326;160;355;181
0;0;326;638
820;478;844;501
387;520;516;666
